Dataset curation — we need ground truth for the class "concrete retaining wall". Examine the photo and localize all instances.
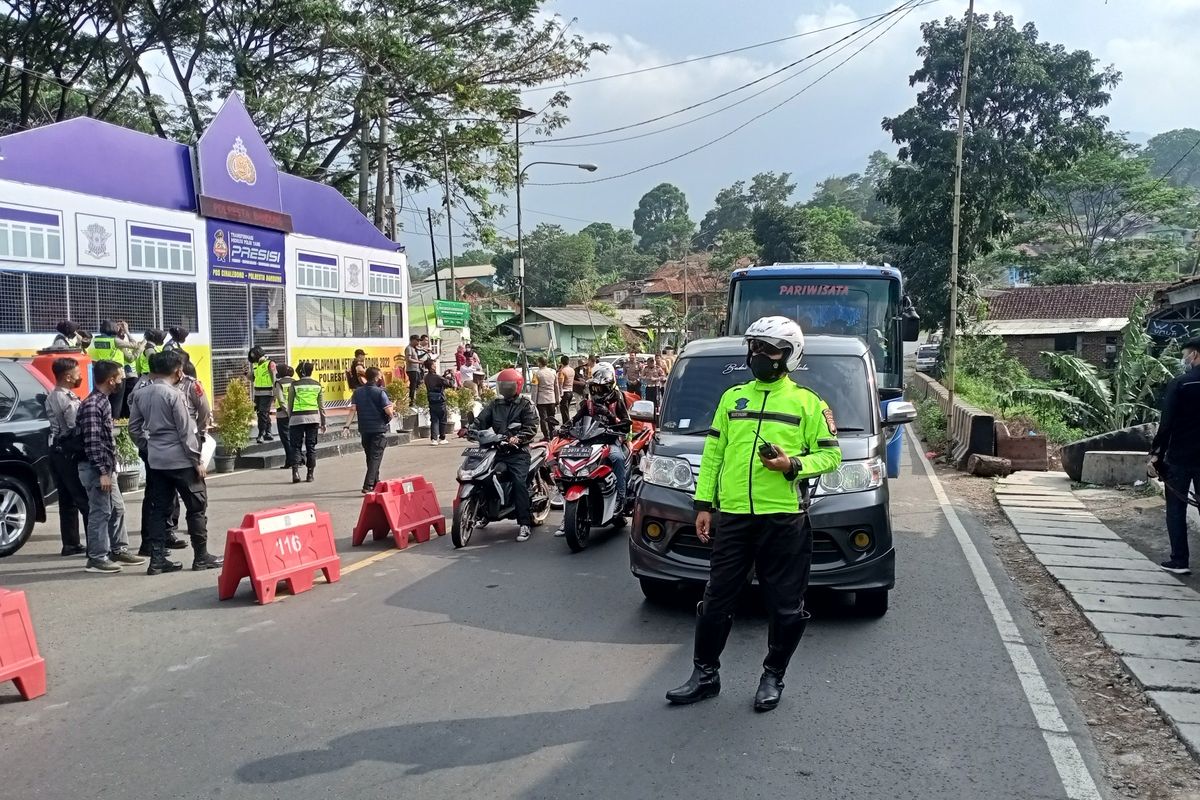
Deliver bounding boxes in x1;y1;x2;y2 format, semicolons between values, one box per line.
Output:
908;372;996;467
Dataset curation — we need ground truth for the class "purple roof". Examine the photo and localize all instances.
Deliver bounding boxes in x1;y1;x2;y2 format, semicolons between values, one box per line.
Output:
0;116;400;252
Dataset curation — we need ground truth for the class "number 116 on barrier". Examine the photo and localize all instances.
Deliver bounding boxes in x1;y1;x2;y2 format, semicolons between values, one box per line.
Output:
275;534;303;556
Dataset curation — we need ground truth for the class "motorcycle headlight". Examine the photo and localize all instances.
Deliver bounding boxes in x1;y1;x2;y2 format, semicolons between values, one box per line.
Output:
818;457;885;494
458;464;487;481
644;455;695;492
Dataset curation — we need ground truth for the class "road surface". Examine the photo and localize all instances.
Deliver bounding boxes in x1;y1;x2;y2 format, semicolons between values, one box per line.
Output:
0;433;1106;799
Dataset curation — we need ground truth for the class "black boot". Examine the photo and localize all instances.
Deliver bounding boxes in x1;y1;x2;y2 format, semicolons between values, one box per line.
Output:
146;542;182;575
755;614;807;712
192;542;223;571
666;602;733;705
137;541;151;557
305;466;315;483
291;466;301;484
166;534;188;550
754;669;785;712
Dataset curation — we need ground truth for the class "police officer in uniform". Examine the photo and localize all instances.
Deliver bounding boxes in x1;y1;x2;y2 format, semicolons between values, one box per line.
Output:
1151;336;1200;574
287;361;326;483
135;329;166;379
666;316;842;712
249;346;277;443
273;364;296;469
88;320;130;418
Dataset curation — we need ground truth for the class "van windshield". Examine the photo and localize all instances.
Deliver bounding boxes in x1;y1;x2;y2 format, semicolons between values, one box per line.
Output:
658;354;874;435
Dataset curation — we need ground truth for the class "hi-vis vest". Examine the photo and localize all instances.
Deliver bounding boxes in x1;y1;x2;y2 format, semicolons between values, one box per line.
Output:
289;377;323;425
275;377;293;411
88;336;124;367
135;344;157;376
253;359;273;395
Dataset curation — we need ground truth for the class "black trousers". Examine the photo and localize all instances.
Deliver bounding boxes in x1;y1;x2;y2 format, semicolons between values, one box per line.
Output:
360;432;388;491
277;416;295;465
558;395;572;426
1166;465;1200;564
48;450;88;548
289;423;319;470
429;403;446;441
407;370;422;404
537;403;558;440
694;512;812;675
139;454;180;548
499;450;532;527
145;466;208;552
254;394;272;439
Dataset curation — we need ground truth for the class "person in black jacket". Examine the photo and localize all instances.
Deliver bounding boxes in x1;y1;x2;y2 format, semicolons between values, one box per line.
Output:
1151;336;1200;574
472;367;539;542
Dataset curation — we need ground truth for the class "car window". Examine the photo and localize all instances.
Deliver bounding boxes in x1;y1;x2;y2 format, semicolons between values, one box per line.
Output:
0;373;14;420
659;354;875;435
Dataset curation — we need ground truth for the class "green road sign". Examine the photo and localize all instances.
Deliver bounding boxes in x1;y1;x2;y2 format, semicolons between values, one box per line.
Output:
434;299;470;327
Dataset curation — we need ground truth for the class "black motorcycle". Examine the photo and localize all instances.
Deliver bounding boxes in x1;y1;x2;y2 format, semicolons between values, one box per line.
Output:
549;417;635;553
451;424;551;547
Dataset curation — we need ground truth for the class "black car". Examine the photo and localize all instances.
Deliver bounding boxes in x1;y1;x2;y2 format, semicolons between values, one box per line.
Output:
628;336;915;616
0;359;56;557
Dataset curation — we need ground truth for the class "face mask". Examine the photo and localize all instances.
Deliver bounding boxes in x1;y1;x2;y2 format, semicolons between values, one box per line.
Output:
749;352;787;382
1184;354;1196;371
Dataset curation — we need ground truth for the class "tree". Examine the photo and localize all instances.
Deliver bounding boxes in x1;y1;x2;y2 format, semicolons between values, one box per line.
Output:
633;183;695;260
879;12;1118;329
748;171;796;208
641;297;682;346
751;204;876;264
1144;128;1200;189
809;151;895;225
708;229;757;274
1021;139;1190;283
522;223;599;306
695;171;796;247
580;223;655;280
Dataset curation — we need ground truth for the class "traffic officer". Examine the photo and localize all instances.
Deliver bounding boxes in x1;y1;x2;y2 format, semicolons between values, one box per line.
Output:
88;320;129;418
1151;336;1200;574
248;346;277;443
287;361;326;483
135;329;166;378
273;364;296;469
666;316;842;712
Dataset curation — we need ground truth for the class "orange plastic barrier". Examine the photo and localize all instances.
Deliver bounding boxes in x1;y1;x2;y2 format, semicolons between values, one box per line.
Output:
217;503;341;604
351;475;446;550
0;589;46;700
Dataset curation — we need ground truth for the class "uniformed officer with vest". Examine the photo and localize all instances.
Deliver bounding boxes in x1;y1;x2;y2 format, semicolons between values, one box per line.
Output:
666;316;842;712
248;346;277;443
273;364;296;470
88;320;130;418
287;361;327;483
135;329;166;378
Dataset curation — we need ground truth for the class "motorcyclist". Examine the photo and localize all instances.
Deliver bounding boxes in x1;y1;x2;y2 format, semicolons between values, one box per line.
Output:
554;363;631;536
471;367;540;542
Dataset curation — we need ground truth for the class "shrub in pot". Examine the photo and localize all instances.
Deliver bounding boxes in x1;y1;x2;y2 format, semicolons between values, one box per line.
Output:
114;425;141;492
213;377;255;472
384;379;410;432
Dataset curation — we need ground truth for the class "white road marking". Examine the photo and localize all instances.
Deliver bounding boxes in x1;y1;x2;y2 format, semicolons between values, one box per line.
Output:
908;428;1103;800
235;619;276;634
167;654;211;672
122;469;255;498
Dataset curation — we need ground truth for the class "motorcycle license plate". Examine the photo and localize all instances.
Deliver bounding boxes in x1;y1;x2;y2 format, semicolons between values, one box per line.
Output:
463;447;485;456
560;446;593;458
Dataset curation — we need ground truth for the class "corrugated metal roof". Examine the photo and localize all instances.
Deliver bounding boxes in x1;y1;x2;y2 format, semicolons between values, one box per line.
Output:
424;263;496;282
985;283;1164;320
979;318;1128;336
528;307;620;327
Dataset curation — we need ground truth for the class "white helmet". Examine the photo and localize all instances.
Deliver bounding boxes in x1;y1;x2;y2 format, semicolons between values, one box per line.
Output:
744;315;805;372
589;361;616;391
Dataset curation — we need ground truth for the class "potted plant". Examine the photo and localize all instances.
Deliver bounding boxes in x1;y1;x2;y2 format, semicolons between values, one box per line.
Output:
413;383;430;429
213;377;255;472
451;386;476;432
384;378;410;432
114;424;141;493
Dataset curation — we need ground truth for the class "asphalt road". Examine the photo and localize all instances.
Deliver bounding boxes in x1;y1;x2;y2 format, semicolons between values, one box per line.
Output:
0;433;1107;799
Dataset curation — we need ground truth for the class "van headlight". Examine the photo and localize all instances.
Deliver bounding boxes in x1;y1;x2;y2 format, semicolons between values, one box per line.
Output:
818;457;885;493
644;455;695;492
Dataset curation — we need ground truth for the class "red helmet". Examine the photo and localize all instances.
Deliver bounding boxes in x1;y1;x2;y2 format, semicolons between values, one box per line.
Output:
496;367;524;399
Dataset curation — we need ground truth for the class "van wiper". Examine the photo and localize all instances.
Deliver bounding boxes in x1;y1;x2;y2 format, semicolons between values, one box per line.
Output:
836;426;867;433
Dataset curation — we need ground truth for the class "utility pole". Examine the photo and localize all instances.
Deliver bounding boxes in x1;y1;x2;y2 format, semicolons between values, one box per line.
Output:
356;90;370;215
946;0;975;413
682;253;690;347
442;137;455;300
387;166;396;240
373;110;387;230
427;208;442;301
515;118;527;381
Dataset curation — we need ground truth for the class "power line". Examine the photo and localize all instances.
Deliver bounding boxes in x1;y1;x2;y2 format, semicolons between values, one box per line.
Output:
527;0;926;144
529;6;909;150
520;5;931;94
528;2;920;187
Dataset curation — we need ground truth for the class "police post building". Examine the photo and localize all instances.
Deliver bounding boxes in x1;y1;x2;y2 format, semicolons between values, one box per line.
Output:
0;94;408;400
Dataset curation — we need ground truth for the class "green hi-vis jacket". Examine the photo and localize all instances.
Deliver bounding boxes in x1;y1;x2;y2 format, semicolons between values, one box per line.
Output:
694;376;842;516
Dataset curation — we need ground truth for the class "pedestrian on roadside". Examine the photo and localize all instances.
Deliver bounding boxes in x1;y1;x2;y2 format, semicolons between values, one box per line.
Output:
643;356;668;407
471;351;485;394
404;334;423;405
45;357;88;556
273;364;296;470
455;344;467;370
533;356;561;441
666;317;841;712
287;361;326;484
129;365;188;558
424;359;449;445
51;320;84;350
346;349;368;391
129;349;221;574
76;360;146;574
661;346;677;374
343;367;394;492
557;355;575;425
248;345;276;443
623;347;644;398
1152;336;1200;575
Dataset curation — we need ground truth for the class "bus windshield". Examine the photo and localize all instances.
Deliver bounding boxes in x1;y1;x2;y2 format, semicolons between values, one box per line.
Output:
728;276;901;385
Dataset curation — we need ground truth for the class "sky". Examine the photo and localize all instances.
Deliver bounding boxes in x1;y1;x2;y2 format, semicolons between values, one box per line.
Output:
397;0;1200;267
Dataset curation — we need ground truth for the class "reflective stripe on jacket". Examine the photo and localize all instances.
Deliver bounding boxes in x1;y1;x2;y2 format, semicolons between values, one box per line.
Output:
287;377;325;427
88;336;124;366
252;359;274;394
694;376;842;515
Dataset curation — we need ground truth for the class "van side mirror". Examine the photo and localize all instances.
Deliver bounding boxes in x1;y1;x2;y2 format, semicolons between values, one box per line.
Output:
630;399;656;422
901;296;920;342
885;400;917;425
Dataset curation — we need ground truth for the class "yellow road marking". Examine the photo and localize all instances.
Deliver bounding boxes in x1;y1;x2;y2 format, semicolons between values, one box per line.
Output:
341;548;399;575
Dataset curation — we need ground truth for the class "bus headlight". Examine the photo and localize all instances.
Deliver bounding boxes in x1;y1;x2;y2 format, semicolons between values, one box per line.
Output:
644;455;695;492
819;457;885;493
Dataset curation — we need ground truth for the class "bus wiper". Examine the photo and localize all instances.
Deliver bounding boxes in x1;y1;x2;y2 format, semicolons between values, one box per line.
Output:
835;426;867;433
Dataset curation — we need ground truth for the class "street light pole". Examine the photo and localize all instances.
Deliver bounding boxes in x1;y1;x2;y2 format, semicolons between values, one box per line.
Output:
946;0;975;414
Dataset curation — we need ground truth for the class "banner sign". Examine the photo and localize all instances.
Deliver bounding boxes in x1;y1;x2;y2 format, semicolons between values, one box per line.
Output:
435;299;470;327
206;219;285;285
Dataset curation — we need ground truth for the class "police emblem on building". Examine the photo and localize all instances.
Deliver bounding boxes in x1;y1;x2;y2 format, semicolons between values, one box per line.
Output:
82;223;110;259
226;137;257;186
212;229;229;261
346;260;362;291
